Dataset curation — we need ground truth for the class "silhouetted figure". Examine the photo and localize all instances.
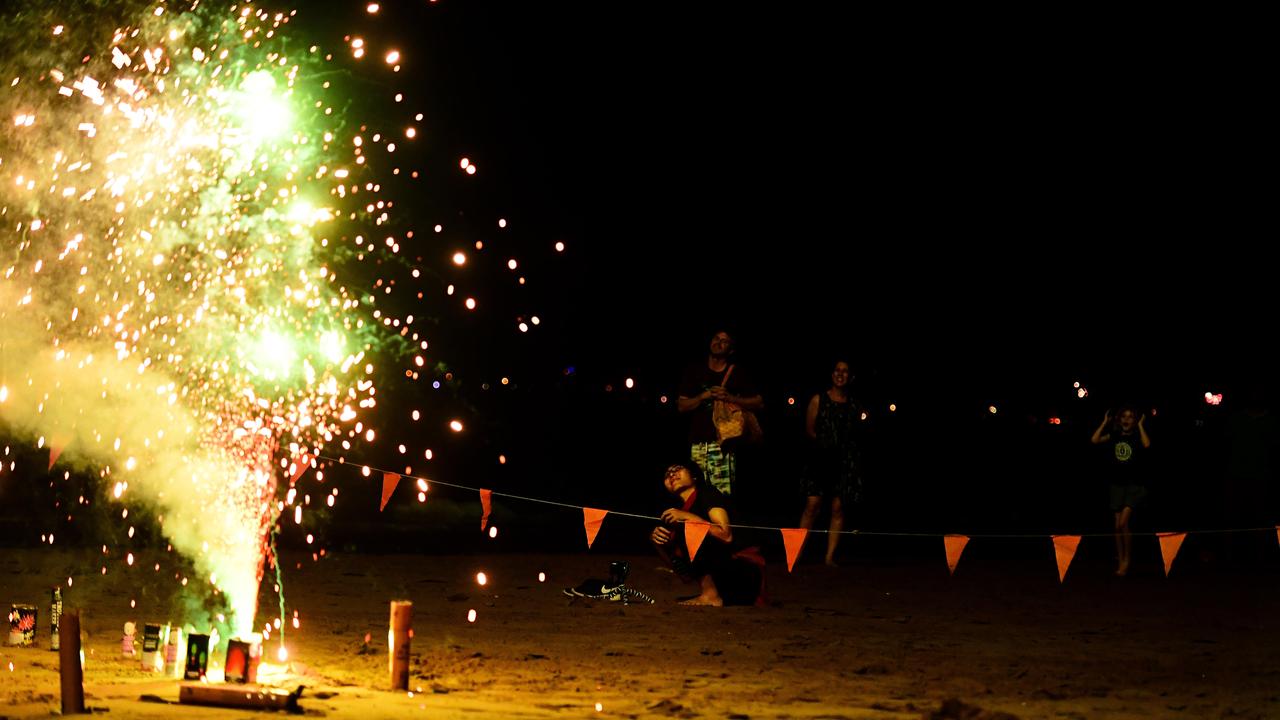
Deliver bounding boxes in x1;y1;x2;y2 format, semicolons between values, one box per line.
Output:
649;463;764;606
1091;406;1151;576
677;329;763;496
798;360;862;566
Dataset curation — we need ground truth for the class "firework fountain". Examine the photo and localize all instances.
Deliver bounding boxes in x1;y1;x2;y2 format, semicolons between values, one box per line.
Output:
0;1;408;641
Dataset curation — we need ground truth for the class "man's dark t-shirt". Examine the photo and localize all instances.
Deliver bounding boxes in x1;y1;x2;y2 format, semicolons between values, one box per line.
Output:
665;485;736;565
678;362;758;444
1109;431;1146;485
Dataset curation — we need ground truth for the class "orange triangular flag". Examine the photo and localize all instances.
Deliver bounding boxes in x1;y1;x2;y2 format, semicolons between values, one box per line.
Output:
479;489;493;530
289;454;310;485
379;472;400;511
1052;535;1081;583
1157;532;1186;577
780;528;808;573
47;434;71;471
944;534;970;575
684;521;711;562
583;507;608;549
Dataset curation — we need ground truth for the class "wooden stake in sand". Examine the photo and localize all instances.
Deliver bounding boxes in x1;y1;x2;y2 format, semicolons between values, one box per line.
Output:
389;600;413;690
58;609;85;715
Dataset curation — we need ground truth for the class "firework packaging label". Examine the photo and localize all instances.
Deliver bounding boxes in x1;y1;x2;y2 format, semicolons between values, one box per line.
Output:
224;639;250;683
184;633;210;680
122;621;137;657
164;626;183;677
50;588;63;651
141;623;163;670
7;604;37;647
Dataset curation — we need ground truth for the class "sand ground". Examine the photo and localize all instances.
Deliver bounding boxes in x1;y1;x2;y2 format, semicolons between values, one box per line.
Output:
3;546;1279;719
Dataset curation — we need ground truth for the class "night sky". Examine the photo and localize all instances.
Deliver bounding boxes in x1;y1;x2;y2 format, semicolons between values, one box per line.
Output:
377;2;1270;390
2;2;1270;549
277;3;1268;545
280;3;1277;542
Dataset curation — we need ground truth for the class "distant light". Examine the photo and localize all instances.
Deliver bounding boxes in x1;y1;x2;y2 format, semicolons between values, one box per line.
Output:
498;218;507;228
366;3;379;13
385;50;400;64
1049;417;1061;425
660;395;668;404
888;403;897;412
488;526;497;539
537;572;546;582
625;378;635;389
1073;381;1081;388
1205;392;1223;406
464;297;476;310
507;259;518;270
1077;388;1088;398
554;241;565;252
988;405;998;414
452;252;466;265
459;157;470;169
449;420;463;432
498;455;507;464
476;572;487;586
467;609;477;623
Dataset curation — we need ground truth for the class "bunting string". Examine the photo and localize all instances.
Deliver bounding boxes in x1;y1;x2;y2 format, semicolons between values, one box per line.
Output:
307;452;1276;540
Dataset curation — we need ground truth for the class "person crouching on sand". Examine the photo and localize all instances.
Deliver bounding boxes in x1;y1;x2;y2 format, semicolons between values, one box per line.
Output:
649;463;765;606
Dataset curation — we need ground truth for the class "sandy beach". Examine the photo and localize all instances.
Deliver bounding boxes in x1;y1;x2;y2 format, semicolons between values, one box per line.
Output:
3;544;1278;719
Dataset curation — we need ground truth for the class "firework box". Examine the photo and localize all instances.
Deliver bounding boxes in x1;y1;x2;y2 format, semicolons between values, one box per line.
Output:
222;635;252;681
141;623;163;671
122;621;137;657
184;633;210;680
7;604;37;647
50;588;63;651
164;626;183;677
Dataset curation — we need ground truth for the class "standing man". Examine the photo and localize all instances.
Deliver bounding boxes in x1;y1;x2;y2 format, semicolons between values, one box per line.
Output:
677;329;764;496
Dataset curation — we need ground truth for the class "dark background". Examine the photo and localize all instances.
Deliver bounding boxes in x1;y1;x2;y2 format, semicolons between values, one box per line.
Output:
2;3;1274;564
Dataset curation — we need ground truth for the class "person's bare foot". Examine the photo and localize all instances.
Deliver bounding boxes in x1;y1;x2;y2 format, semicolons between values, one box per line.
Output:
678;594;723;607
